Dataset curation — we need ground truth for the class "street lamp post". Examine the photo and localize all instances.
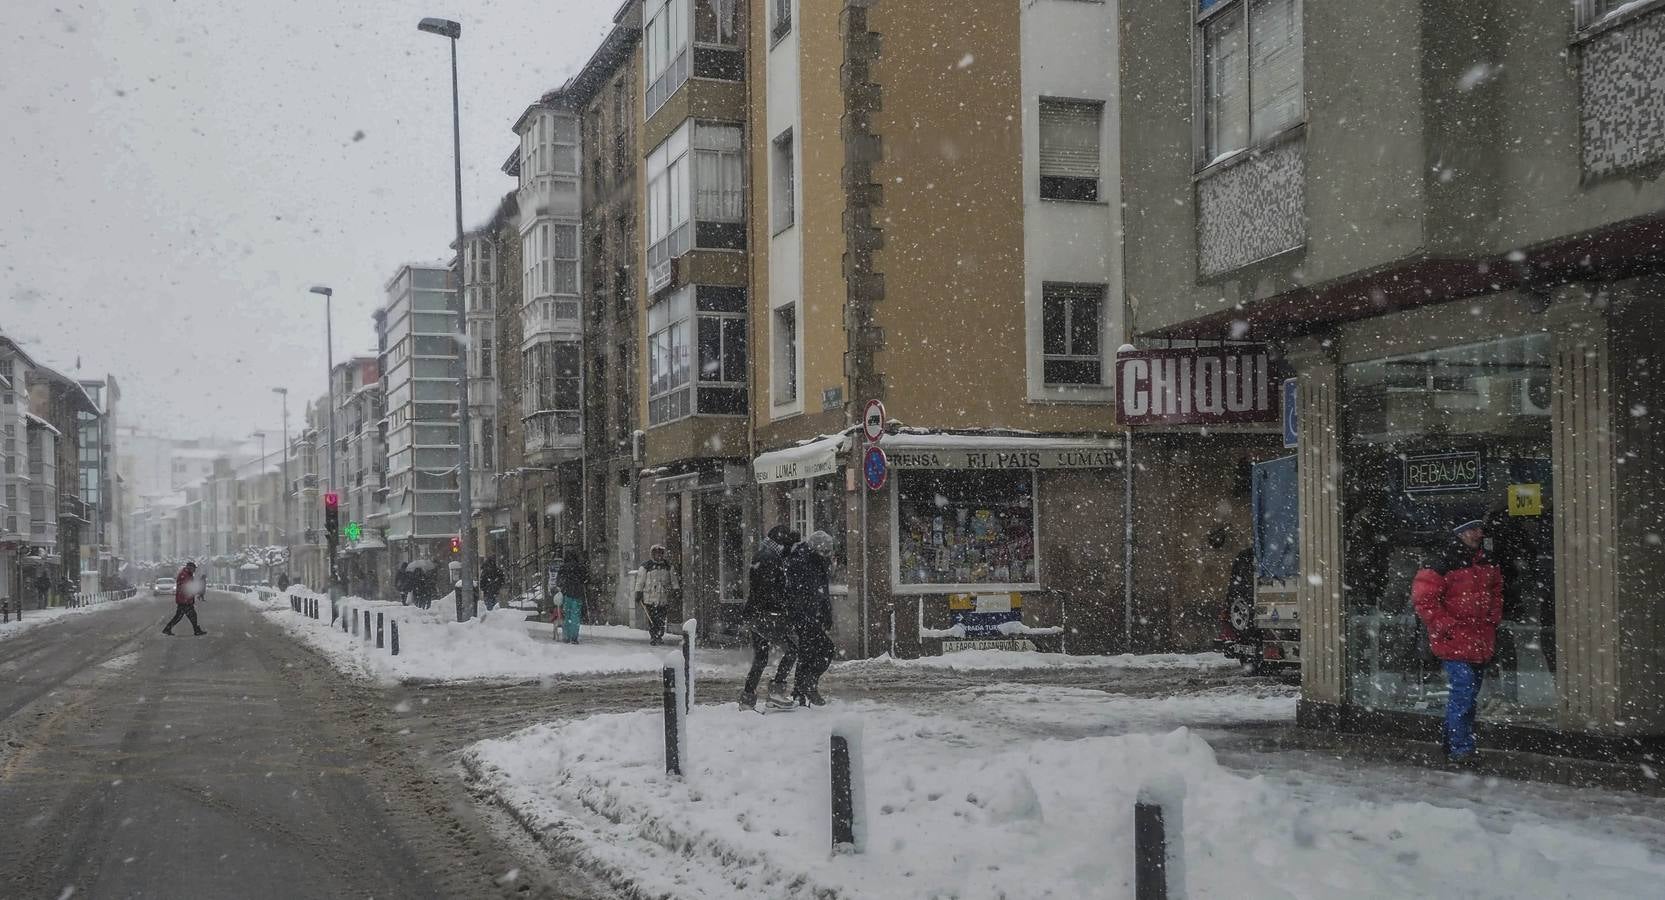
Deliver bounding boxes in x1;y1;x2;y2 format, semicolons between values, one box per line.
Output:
273;387;290;548
251;430;269;545
418;15;476;622
309;285;340;619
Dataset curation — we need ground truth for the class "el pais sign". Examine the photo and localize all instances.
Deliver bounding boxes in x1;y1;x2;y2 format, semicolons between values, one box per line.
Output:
1115;347;1280;426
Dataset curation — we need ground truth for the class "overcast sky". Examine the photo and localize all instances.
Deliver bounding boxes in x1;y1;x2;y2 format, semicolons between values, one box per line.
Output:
0;0;613;443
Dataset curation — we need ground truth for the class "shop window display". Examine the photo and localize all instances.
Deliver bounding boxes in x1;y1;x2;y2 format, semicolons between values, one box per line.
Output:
1341;333;1555;724
896;470;1037;588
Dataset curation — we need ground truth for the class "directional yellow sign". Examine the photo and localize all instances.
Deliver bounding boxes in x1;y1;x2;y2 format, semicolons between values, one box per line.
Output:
1508;483;1543;517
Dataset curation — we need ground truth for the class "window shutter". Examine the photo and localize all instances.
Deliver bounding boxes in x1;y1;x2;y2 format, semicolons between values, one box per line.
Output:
1039;100;1102;180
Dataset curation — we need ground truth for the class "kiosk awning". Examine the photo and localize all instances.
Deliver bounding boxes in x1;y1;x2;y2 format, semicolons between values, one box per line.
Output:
753;433;850;484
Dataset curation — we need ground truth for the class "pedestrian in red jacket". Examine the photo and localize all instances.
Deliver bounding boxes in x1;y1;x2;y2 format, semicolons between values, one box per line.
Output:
164;560;208;636
1412;519;1502;763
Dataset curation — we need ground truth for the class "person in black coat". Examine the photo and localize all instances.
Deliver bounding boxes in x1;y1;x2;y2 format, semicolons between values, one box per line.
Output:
479;557;506;611
785;530;837;706
740;525;798;709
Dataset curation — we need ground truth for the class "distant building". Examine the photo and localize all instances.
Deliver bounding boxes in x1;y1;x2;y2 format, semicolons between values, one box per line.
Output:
379;264;464;559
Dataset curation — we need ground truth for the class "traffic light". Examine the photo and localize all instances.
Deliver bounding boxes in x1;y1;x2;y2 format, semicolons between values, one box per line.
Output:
323;492;340;537
345;522;362;543
450;536;461;554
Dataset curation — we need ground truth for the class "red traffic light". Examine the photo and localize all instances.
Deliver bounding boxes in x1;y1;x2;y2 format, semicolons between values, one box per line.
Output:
324;492;339;509
449;536;461;554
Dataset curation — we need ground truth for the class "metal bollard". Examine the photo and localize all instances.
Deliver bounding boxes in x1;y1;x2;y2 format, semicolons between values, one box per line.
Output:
831;734;857;848
390;620;400;656
352;609;359;637
662;665;683;778
362;610;371;642
681;618;696;713
376;612;384;649
1134;800;1168;900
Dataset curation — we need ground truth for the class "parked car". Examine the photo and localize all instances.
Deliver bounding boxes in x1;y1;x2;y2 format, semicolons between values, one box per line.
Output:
152;578;174;596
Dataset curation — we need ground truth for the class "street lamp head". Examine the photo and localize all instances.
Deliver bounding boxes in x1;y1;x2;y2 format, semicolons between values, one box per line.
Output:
417;17;461;39
308;285;333;298
272;387;287;395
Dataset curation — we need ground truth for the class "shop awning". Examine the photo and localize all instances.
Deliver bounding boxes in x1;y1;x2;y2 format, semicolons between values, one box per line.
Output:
753;433;850;484
346;538;388;552
879;433;1122;470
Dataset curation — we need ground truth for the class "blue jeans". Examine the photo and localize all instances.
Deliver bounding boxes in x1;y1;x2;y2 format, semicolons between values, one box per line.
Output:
1442;660;1484;758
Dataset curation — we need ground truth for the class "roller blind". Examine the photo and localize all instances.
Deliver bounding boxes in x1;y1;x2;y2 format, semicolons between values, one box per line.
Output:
1039;99;1102;180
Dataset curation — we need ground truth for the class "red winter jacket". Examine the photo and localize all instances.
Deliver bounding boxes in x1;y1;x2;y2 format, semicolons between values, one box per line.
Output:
1411;543;1503;664
175;567;198;605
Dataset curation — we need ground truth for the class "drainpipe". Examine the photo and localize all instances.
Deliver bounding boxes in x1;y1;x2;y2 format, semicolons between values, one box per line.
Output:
1117;343;1138;653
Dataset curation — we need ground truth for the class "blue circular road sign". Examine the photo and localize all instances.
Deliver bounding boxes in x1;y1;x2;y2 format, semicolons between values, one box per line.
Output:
863;445;889;492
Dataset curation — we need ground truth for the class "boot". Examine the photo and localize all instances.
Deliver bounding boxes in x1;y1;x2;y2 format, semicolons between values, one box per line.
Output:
766;686;794;708
193;628;208;636
739;691;757;711
161;628;174;636
805;689;827;707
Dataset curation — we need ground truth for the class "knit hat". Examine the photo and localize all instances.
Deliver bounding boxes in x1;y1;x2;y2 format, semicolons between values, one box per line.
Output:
1453;519;1484;535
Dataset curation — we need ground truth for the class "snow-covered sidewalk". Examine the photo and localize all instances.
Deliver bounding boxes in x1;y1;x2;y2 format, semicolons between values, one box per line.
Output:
836;648;1237;673
0;592;146;642
464;684;1665;899
234;587;750;684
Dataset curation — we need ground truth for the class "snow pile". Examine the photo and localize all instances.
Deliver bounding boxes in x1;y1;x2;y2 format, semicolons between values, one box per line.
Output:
466;698;1665;899
234;587;744;685
0;593;146;642
838;649;1236;673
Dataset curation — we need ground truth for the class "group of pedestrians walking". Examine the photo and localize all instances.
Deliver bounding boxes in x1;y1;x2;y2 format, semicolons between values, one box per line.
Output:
740;525;836;711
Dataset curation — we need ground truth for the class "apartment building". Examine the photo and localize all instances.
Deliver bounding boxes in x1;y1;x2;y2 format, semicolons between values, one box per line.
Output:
380;263;465;561
636;0;753;633
575;8;643;622
286;395;326;587
507;85;587;588
330;356;389;597
459;228;501;549
77;376;123;588
744;0;1131;656
1120;0;1665;747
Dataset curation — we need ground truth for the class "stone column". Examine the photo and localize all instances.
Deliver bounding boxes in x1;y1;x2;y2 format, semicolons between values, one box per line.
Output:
1289;338;1345;704
1548;289;1620;733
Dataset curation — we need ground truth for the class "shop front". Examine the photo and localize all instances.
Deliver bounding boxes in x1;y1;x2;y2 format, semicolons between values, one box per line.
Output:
761;432;1126;658
1292;286;1665;750
638;462;751;642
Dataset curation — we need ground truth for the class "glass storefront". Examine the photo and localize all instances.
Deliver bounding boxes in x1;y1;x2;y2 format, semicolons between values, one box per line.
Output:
1341;333;1556;723
895;470;1037;588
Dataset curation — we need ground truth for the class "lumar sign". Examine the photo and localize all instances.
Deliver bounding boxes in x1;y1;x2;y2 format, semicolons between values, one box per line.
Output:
1403;451;1483;493
1115;347;1278;426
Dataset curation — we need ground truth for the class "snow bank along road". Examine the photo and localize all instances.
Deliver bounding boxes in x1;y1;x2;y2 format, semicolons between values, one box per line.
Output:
0;592;608;899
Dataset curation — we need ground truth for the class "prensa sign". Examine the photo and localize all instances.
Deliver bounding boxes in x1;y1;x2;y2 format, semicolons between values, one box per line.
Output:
1115;347;1279;426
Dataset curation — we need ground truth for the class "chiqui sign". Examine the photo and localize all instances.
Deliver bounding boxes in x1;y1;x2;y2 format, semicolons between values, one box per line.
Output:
1115;346;1278;426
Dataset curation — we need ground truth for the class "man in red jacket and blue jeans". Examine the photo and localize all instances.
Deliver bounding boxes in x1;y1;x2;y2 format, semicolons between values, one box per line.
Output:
164;560;208;636
1413;518;1503;764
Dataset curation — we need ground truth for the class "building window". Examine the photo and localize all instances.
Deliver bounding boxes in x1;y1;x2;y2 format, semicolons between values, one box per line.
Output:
644;0;691;117
524;222;580;306
1340;333;1555;724
693;0;743;80
692;122;745;246
772;304;798;406
647;287;694;424
1041;283;1105;386
527;341;582;425
1038;98;1102;201
521;113;579;180
1198;0;1303;167
1577;0;1643;30
480;337;493;379
647;126;692;291
695;286;748;415
772;129;795;232
480;418;495;471
895;470;1037;588
772;0;792;42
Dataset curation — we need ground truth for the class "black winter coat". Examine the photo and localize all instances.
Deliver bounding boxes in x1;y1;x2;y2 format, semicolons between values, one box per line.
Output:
557;556;589;598
784;545;832;628
744;540;789;619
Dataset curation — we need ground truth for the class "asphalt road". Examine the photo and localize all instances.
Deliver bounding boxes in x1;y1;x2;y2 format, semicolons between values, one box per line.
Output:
0;594;606;900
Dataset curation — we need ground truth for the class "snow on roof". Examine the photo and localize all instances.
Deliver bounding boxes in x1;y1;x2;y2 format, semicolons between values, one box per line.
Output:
23;411;61;436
